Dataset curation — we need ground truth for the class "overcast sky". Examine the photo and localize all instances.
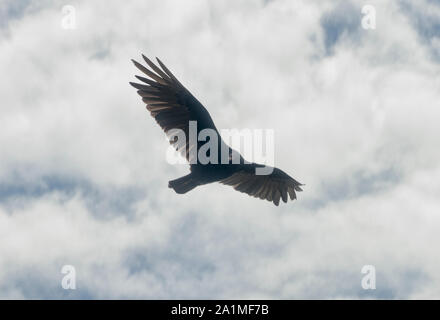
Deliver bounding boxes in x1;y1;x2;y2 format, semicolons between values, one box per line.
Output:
0;0;439;299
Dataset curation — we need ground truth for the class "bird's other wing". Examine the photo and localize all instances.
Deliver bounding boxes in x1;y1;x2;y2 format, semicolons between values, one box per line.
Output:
130;54;218;162
220;166;303;206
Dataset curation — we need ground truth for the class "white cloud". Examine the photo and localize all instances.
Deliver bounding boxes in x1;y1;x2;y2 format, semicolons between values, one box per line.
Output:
0;0;439;298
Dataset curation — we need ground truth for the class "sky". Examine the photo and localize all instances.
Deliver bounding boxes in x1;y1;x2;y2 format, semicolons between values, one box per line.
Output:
0;0;439;299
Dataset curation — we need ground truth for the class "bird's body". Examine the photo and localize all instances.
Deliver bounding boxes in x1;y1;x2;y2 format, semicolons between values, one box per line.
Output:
130;54;303;206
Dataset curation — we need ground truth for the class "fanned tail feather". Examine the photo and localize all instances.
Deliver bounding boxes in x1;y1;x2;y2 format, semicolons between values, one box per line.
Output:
168;174;199;194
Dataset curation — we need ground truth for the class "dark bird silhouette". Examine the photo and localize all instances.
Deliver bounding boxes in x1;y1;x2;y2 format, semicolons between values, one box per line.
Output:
130;54;303;206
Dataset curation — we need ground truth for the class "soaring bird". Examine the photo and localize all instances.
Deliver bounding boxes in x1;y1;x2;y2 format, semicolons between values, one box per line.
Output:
130;54;303;206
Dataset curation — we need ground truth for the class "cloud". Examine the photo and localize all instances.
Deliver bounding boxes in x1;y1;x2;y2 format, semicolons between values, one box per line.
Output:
0;0;439;299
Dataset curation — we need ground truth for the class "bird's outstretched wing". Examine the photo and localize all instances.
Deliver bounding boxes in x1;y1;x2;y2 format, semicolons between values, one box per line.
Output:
130;54;218;162
220;166;303;206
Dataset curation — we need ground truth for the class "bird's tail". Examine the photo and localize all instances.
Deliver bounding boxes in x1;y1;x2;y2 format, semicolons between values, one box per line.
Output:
168;173;200;194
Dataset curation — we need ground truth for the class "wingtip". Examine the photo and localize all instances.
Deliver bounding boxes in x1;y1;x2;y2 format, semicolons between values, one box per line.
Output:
142;53;150;63
131;59;144;69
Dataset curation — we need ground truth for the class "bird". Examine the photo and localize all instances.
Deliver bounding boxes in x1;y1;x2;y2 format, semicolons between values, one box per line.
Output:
130;54;303;206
